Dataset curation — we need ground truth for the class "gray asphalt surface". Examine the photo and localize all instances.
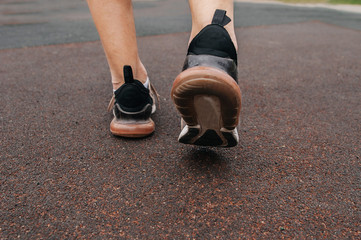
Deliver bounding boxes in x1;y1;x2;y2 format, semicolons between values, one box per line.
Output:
1;0;361;238
1;0;361;49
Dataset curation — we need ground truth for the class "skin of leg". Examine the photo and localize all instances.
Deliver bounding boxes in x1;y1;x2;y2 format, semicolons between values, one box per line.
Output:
87;0;147;90
188;0;238;50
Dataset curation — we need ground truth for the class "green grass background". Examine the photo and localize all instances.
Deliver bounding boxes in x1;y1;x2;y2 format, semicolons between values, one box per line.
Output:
280;0;361;4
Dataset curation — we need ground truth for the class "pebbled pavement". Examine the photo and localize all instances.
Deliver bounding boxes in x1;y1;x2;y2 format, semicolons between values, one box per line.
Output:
1;0;361;239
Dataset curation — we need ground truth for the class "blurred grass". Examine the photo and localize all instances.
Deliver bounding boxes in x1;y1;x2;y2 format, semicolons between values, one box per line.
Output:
328;0;361;4
280;0;326;3
280;0;361;4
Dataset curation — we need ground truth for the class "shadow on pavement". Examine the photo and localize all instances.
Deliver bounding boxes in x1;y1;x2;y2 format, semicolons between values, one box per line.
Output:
181;148;234;177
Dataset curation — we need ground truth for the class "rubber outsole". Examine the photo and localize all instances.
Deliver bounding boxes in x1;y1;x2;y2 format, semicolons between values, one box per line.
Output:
171;66;241;147
110;103;156;138
110;118;155;138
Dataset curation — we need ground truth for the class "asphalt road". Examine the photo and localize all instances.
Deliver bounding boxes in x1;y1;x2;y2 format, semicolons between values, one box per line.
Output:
1;0;361;238
0;0;361;49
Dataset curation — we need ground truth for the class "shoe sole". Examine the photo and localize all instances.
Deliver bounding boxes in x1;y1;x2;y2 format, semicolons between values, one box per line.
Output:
110;118;155;138
171;66;241;147
110;104;156;138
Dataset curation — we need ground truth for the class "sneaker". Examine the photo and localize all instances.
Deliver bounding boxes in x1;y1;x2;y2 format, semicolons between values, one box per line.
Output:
108;65;157;138
171;9;242;147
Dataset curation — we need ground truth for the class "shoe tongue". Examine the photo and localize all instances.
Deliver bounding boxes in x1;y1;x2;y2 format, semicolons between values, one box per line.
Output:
123;65;134;83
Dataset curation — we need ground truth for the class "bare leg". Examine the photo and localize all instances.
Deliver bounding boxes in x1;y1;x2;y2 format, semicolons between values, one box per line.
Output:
87;0;147;90
188;0;237;49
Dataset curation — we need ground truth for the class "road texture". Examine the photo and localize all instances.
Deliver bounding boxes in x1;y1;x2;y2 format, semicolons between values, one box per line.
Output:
1;0;361;49
1;0;360;238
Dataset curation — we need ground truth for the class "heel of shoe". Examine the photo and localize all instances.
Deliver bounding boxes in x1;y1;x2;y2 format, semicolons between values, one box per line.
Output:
110;103;154;138
172;66;241;129
171;66;241;147
177;95;239;147
182;54;238;82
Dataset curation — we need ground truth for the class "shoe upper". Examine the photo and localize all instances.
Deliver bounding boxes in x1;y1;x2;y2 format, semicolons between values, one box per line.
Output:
183;9;238;82
113;66;153;120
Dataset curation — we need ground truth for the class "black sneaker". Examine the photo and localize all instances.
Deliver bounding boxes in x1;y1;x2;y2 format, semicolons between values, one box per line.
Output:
171;9;242;147
108;65;156;137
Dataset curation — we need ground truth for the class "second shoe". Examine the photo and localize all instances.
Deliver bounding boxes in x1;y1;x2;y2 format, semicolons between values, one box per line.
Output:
171;9;242;147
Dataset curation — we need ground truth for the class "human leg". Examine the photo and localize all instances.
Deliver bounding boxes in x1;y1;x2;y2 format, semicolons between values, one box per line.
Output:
87;0;147;90
87;0;156;137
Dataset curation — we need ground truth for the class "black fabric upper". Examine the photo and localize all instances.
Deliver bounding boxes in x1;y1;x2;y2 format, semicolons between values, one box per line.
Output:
114;66;153;113
187;9;238;65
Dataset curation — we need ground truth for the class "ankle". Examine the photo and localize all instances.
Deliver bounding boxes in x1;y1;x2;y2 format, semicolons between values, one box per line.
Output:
134;60;148;84
112;82;122;91
111;61;148;90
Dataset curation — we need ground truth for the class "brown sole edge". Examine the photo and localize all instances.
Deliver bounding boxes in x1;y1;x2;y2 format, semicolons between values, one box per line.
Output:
171;66;242;129
110;118;155;138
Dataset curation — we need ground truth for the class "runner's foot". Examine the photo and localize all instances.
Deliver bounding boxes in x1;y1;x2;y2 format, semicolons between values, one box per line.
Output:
171;9;241;147
109;65;156;138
